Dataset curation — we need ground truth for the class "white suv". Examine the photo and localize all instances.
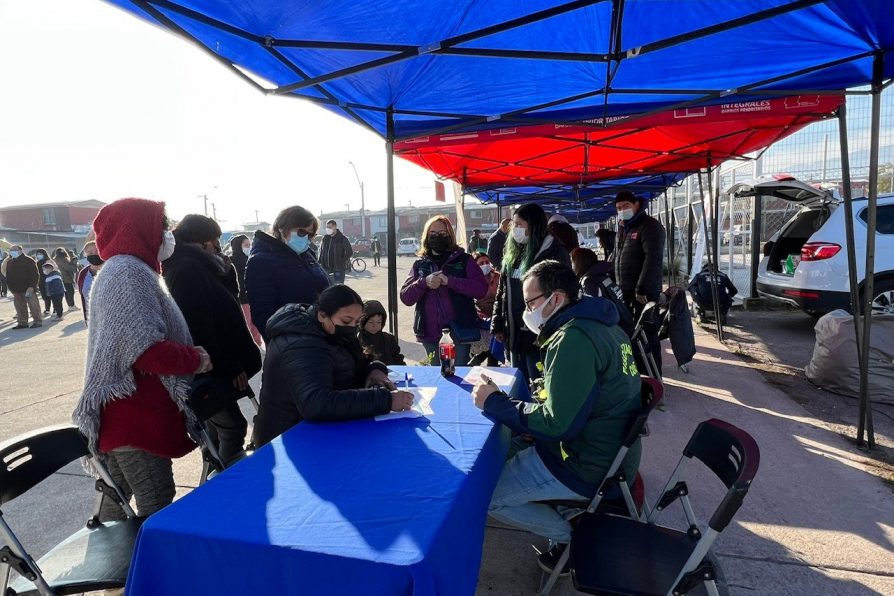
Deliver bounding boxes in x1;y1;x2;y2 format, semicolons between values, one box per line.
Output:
397;237;421;256
732;178;894;316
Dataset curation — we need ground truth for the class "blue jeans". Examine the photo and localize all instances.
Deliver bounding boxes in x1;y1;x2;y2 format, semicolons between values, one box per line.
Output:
488;446;587;543
329;271;346;285
421;341;471;367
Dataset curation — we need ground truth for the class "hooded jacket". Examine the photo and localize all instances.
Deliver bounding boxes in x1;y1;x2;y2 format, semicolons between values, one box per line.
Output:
244;230;330;340
615;209;666;301
491;234;570;354
358;300;405;366
229;234;250;304
252;304;392;446
86;198;200;458
400;247;489;343
42;263;65;297
4;253;39;294
162;243;262;382
53;251;78;285
580;262;635;338
483;296;642;497
32;248;52;296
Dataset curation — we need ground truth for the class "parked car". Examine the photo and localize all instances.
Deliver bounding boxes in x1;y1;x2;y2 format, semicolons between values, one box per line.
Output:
731;177;894;317
397;237;421;256
352;237;372;257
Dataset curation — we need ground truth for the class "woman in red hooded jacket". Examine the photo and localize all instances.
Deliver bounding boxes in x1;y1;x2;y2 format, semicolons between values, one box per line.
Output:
73;198;212;520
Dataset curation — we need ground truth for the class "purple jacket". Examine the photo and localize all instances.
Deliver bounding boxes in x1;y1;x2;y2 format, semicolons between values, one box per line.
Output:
400;249;488;343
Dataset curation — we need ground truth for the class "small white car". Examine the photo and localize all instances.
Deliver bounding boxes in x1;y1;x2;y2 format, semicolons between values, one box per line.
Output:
732;177;894;316
397;237;421;256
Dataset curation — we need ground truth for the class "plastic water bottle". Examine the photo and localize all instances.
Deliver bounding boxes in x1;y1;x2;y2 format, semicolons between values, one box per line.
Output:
438;328;456;377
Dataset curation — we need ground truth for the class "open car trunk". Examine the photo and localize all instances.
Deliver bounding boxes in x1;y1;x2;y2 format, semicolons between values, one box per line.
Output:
728;176;837;274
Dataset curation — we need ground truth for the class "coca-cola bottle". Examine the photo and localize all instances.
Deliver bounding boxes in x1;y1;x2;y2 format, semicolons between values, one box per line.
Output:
438;328;456;377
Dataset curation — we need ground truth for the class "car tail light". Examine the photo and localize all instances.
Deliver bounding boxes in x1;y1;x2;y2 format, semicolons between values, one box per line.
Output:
800;242;841;261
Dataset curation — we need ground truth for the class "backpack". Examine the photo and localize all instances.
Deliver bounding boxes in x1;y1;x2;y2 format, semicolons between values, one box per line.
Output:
581;272;636;338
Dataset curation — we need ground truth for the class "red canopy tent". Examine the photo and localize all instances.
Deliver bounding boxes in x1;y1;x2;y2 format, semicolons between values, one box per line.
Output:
394;95;844;191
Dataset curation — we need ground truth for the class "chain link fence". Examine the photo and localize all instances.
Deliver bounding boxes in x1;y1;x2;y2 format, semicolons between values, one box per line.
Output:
649;87;894;300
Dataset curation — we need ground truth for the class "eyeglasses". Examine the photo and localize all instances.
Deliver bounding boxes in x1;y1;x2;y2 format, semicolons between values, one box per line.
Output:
291;228;313;238
523;293;546;312
427;231;449;238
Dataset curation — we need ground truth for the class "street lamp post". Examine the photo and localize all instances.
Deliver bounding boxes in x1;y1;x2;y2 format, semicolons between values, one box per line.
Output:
348;161;366;237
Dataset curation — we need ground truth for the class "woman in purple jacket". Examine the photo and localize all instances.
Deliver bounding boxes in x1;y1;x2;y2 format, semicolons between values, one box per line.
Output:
400;216;488;366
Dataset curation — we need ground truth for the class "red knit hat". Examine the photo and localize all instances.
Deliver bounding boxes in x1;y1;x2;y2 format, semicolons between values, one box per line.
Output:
93;198;166;272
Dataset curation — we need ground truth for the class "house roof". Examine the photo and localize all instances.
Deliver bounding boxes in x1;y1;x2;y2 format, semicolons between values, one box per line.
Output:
0;199;107;212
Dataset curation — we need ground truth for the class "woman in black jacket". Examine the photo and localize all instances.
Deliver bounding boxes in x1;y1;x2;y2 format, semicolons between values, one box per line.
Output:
252;285;414;447
491;203;570;381
32;248;52;314
162;215;262;464
229;234;263;347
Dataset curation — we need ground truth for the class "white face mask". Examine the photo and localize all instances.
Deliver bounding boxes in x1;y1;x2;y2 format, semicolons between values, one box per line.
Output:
617;208;634;221
480;263;492;276
522;293;563;335
158;230;176;262
325;228;335;236
242;246;252;257
512;226;528;244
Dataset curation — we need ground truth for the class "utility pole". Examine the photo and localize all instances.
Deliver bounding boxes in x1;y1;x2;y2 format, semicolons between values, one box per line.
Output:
199;194;208;216
348;161;366;237
212;203;218;221
254;210;259;223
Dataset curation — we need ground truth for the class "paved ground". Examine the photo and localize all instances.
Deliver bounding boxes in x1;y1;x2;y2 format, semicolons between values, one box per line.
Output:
1;261;893;594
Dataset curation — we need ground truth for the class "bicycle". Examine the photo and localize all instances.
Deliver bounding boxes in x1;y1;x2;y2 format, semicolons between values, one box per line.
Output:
351;257;367;273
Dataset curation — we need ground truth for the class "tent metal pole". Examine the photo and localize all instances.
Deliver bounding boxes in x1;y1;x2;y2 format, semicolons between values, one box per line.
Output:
749;190;763;299
663;190;675;287
837;103;867;446
703;165;724;342
857;59;883;448
686;176;694;276
386;109;399;341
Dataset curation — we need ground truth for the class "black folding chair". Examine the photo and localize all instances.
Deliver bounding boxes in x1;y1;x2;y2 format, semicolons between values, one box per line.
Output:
631;302;663;381
537;377;664;596
0;425;142;596
569;418;760;596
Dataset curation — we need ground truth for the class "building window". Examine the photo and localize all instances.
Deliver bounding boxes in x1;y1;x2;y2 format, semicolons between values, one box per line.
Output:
409;215;421;224
42;208;56;226
469;210;482;219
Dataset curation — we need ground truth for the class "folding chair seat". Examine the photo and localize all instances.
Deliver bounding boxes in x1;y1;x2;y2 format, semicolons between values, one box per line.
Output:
537;377;664;596
0;425;141;596
570;419;760;596
631;303;662;380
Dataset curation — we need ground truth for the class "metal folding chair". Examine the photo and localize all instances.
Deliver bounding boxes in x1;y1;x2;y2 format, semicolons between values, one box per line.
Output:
569;419;760;596
537;377;664;596
0;425;141;596
631;302;663;380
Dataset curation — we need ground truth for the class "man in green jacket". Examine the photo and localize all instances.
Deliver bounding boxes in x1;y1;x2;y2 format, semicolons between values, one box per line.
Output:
473;259;641;572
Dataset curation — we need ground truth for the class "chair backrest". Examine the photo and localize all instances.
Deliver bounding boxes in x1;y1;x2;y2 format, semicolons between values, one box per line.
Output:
684;418;760;531
621;377;664;448
0;425;90;506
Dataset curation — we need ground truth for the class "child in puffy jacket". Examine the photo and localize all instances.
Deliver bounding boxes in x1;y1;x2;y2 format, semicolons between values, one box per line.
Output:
42;261;66;320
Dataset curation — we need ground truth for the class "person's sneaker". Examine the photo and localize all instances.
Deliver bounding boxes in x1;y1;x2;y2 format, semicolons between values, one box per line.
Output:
537;543;571;577
43;309;50;315
54;314;63;321
12;324;28;330
69;305;80;311
29;322;42;328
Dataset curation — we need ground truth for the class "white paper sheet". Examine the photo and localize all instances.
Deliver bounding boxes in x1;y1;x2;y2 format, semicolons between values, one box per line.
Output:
374;387;437;421
461;367;516;388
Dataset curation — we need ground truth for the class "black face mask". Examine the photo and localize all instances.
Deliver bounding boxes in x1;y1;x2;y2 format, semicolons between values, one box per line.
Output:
428;236;450;253
335;324;358;338
86;255;104;266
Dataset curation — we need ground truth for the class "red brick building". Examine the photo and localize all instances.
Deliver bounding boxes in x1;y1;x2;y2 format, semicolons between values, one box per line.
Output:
0;200;105;232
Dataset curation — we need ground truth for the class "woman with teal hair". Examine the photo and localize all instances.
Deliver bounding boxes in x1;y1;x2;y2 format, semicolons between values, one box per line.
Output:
490;203;570;381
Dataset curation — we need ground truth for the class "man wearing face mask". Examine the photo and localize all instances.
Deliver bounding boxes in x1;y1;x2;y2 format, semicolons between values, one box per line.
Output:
77;241;104;325
319;219;353;285
245;206;330;341
472;260;642;573
614;191;666;375
5;245;43;329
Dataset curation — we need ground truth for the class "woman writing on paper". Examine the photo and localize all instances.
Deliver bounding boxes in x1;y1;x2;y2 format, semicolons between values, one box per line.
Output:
252;285;414;446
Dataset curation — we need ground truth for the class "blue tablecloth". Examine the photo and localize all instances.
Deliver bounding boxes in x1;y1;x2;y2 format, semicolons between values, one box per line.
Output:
125;366;526;596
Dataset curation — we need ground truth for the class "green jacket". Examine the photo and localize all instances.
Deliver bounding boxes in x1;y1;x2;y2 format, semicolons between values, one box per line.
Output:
483;295;642;496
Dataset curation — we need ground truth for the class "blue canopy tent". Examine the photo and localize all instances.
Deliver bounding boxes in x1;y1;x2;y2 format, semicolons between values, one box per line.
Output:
103;0;893;445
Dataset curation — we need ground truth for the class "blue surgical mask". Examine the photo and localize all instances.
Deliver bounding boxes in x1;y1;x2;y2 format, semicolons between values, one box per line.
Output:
618;208;634;221
287;234;310;255
36;254;45;261
242;246;252;257
10;250;21;258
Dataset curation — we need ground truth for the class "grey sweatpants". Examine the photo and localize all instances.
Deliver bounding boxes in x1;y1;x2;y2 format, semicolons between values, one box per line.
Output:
99;447;176;521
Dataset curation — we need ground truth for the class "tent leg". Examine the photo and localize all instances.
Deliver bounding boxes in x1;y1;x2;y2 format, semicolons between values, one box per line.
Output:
749;192;762;299
857;73;883;449
386;109;399;342
686;177;694;277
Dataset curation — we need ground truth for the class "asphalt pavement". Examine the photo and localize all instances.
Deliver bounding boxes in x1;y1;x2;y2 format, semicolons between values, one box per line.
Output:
0;261;892;595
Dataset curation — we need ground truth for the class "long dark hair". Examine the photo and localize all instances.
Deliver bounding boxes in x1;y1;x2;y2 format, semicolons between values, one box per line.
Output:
503;203;548;274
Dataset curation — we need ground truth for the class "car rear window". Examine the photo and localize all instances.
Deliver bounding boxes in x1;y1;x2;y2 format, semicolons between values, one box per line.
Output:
858;205;894;234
